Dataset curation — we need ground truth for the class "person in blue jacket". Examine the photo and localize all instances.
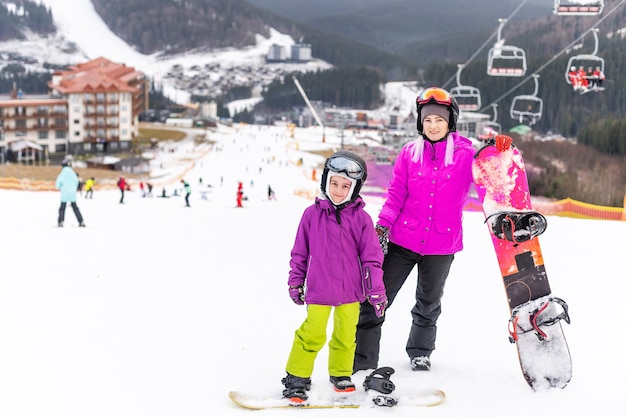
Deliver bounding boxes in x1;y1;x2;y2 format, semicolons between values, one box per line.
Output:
181;179;191;207
55;160;85;227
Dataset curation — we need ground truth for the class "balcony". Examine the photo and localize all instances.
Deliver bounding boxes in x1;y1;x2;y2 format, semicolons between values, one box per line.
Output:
2;112;28;118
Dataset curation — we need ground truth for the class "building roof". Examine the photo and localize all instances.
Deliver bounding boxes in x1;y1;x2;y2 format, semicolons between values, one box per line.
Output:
49;56;143;94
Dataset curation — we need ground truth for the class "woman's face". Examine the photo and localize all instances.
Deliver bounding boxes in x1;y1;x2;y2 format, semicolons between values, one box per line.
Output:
422;115;449;141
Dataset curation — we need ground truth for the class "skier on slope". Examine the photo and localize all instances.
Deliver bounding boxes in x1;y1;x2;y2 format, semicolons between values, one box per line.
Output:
55;160;85;228
354;87;513;374
282;150;387;403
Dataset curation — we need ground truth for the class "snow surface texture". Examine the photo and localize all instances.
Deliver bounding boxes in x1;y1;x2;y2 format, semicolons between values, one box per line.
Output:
1;122;625;416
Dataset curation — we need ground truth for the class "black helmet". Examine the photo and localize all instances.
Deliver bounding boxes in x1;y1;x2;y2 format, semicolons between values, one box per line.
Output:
415;87;459;135
321;150;367;205
61;159;69;167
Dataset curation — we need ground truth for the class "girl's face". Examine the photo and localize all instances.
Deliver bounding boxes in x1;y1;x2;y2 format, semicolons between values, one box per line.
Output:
423;115;449;141
328;175;353;204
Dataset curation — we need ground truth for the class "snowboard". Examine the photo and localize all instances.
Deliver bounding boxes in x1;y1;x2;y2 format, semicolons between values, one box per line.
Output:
228;388;445;410
472;141;572;391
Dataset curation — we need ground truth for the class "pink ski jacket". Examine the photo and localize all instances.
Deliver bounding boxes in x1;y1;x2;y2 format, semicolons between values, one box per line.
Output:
288;196;385;306
378;132;475;255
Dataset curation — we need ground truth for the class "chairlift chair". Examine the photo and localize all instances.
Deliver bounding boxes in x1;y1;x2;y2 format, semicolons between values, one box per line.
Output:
487;19;527;77
450;64;481;112
554;0;604;16
510;75;543;126
564;29;605;93
565;55;605;84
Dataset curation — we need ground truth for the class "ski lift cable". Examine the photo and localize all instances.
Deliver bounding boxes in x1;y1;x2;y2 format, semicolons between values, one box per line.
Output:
442;0;530;88
480;0;626;112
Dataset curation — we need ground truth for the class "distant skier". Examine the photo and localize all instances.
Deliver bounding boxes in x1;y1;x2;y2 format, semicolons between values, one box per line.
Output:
181;179;191;207
117;176;126;204
236;181;244;207
55;160;85;227
84;177;95;198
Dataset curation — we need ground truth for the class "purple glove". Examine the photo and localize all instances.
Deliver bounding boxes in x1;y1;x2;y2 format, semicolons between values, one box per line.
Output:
289;285;305;305
368;294;388;318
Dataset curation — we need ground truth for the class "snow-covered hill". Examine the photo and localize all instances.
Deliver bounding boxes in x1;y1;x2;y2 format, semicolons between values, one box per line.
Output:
0;0;332;105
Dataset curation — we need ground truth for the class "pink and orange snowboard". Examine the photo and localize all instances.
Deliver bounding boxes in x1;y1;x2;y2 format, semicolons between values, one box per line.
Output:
472;142;572;391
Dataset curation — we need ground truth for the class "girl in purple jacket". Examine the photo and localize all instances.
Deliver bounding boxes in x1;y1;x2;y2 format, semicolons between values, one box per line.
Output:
282;151;387;403
353;87;512;373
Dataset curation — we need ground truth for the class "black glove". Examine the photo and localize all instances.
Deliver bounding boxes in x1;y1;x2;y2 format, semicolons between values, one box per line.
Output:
368;293;388;318
288;285;305;305
375;224;389;255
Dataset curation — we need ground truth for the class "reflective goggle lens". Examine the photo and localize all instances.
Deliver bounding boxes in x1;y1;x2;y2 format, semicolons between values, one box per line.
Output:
417;87;453;106
326;156;365;180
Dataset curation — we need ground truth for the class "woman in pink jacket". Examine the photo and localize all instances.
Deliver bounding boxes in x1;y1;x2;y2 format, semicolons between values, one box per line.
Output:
353;87;511;373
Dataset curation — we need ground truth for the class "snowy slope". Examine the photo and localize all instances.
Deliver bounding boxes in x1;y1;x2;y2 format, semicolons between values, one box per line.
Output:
0;122;625;416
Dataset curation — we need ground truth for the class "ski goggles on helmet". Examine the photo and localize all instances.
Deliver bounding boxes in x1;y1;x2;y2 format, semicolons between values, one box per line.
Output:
325;155;365;180
417;87;453;106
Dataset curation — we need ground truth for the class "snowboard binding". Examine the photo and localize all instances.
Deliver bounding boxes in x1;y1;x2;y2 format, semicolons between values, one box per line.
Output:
509;297;571;342
486;211;547;243
363;367;397;407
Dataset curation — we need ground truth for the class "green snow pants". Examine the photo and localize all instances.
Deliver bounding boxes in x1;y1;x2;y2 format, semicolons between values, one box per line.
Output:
285;302;360;379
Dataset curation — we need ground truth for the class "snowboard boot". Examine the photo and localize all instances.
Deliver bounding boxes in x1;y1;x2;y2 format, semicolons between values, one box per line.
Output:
329;376;355;393
363;367;397;407
486;211;547;243
281;373;311;403
410;356;431;371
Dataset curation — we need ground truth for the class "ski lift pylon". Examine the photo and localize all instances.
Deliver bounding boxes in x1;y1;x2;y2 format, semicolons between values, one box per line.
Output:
450;64;481;112
554;0;604;16
510;74;543;126
487;19;527;77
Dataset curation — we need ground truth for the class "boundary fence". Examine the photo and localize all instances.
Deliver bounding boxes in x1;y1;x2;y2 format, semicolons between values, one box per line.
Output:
2;175;626;221
463;196;626;221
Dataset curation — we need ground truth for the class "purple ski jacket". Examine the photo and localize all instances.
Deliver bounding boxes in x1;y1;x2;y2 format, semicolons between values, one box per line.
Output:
378;132;475;255
288;196;385;306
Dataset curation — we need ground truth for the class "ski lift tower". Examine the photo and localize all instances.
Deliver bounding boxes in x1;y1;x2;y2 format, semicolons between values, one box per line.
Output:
293;76;326;142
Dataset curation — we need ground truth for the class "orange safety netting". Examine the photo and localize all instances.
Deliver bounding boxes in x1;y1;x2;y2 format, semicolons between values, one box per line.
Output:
464;196;626;221
2;175;626;221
